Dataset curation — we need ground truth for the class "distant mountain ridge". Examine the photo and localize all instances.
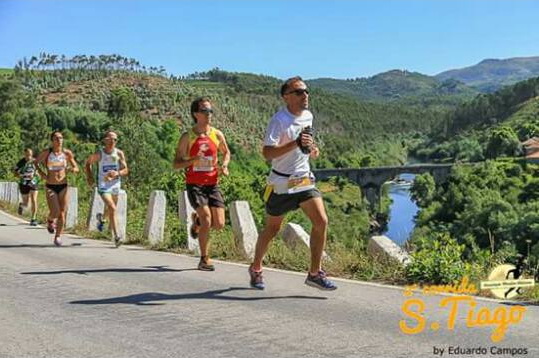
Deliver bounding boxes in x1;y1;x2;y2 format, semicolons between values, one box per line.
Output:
309;56;539;103
435;56;539;92
309;69;478;106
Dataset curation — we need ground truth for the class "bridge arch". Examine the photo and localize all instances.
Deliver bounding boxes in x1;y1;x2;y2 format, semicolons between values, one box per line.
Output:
312;164;453;212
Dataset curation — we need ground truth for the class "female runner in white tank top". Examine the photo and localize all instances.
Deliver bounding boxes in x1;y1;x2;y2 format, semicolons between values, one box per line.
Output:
36;131;79;246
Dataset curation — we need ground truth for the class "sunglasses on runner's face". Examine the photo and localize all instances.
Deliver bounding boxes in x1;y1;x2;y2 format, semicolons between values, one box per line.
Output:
106;137;118;142
53;136;63;140
286;89;309;96
198;108;213;114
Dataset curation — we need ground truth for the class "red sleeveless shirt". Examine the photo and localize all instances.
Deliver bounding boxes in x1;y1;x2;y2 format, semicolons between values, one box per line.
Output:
185;127;220;186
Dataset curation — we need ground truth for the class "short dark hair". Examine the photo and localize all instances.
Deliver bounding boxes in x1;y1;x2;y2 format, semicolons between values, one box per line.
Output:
103;130;117;139
280;76;304;96
190;97;211;123
50;130;62;141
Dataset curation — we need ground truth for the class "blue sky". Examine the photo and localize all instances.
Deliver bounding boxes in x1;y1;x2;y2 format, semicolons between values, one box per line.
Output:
1;0;538;79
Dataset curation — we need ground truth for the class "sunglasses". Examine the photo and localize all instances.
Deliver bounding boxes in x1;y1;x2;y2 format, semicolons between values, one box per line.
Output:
286;89;309;96
198;108;213;114
105;137;118;142
53;136;63;140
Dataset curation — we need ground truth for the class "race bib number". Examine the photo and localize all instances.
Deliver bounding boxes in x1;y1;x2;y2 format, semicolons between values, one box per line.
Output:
287;174;315;194
193;156;214;172
102;164;117;173
48;161;65;171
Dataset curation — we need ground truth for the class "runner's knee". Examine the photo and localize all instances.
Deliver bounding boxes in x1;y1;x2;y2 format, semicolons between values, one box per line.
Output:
265;222;282;236
312;213;328;230
198;213;212;229
211;219;225;230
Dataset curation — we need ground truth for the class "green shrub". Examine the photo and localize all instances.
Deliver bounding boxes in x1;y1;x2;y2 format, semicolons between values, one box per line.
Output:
406;233;466;284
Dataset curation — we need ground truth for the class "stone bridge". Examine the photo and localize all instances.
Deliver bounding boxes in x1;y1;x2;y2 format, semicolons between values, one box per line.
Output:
312;164;454;212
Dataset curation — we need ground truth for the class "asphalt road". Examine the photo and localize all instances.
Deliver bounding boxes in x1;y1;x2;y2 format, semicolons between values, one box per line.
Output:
0;210;537;358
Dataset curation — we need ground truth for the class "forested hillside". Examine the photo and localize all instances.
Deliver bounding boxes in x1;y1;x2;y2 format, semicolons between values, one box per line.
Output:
3;54;450;170
411;76;539;163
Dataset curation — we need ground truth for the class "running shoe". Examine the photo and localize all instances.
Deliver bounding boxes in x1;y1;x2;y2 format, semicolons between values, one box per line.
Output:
190;212;200;239
198;256;215;271
305;270;337;291
249;265;265;290
96;213;105;232
114;235;122;248
17;204;24;215
29;219;38;226
46;220;55;234
53;236;62;247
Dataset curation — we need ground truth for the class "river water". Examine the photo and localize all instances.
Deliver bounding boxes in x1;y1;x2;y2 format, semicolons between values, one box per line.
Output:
383;173;419;245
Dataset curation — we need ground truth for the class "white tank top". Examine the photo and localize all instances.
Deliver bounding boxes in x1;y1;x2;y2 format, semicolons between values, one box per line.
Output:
47;150;67;172
97;148;121;192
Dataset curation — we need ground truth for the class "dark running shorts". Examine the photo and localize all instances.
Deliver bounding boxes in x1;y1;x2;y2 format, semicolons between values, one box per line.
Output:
19;184;38;195
265;188;321;217
45;183;68;195
186;184;225;209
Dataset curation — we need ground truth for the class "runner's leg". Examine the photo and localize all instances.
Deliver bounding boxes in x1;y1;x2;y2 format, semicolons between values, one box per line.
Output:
252;214;284;271
210;206;225;230
55;187;69;238
29;190;38;220
299;197;328;275
19;193;29;215
196;205;212;257
45;188;60;223
21;193;29;209
101;193;118;238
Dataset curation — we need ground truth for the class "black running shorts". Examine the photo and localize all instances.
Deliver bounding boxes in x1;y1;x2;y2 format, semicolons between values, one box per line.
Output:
265;188;321;217
186;184;225;209
19;184;38;195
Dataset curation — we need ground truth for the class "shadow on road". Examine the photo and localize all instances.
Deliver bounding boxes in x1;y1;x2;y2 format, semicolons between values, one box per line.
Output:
0;243;82;248
21;265;197;275
0;223;35;227
70;287;328;305
501;300;539;307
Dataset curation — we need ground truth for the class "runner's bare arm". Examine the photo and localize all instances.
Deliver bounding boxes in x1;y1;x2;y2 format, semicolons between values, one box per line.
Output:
12;162;21;177
34;150;49;178
66;150;79;174
117;150;129;177
173;133;199;169
217;130;231;167
85;152;99;185
30;158;42;179
217;130;231;176
310;143;320;159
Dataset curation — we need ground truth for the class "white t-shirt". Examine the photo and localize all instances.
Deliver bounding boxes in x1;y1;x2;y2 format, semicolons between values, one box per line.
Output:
264;107;313;187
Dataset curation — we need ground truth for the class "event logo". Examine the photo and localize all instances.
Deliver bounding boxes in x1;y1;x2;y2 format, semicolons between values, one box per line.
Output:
480;262;535;299
399;276;529;343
